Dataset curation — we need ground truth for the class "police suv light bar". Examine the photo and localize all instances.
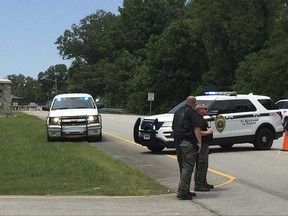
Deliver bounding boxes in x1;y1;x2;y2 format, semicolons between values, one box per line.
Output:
205;91;237;96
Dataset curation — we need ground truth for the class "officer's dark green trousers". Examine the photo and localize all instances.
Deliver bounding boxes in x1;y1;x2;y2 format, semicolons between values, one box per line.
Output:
177;140;197;196
194;142;209;186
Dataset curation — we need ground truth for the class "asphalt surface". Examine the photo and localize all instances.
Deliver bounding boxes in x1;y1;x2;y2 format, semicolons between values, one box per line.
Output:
0;195;216;216
0;111;217;216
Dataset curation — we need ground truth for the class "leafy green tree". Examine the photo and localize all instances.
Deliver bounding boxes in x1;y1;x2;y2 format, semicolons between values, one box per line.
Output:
55;10;123;101
66;62;105;99
55;10;118;64
102;50;142;108
234;43;288;101
186;0;270;92
119;0;186;53
234;0;288;101
127;18;206;113
8;74;38;104
38;64;68;102
8;74;27;98
126;64;154;114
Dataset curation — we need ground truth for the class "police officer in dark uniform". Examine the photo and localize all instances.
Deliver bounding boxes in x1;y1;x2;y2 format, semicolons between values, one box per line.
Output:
194;104;214;191
176;96;203;200
172;102;191;174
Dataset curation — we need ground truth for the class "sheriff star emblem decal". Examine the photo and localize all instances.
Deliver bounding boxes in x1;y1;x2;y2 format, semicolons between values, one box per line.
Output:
215;114;226;133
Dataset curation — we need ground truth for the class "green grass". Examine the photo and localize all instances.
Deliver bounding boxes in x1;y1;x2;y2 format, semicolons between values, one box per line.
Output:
0;112;169;196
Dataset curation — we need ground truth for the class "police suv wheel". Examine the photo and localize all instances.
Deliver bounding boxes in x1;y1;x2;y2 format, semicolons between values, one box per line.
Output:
253;128;273;150
284;117;288;126
133;118;141;143
219;144;234;150
147;145;165;152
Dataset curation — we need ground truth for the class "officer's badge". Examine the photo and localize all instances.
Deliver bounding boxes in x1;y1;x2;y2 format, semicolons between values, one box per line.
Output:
215;115;226;133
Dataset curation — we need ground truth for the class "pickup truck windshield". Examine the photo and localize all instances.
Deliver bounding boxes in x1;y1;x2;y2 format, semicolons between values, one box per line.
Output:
51;97;95;110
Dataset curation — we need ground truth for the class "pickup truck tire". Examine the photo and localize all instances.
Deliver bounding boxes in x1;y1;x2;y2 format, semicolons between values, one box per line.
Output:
253;128;273;150
88;132;102;142
47;134;57;142
96;132;102;141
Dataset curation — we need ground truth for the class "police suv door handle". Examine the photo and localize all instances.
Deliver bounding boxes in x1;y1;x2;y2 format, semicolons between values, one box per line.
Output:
253;114;260;117
225;116;234;120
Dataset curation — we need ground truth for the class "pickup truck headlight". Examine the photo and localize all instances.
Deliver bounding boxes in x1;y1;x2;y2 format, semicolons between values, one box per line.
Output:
162;121;172;127
49;117;60;125
87;115;101;124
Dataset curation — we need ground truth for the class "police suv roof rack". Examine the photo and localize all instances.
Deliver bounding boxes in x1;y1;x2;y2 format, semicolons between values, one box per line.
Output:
204;91;237;96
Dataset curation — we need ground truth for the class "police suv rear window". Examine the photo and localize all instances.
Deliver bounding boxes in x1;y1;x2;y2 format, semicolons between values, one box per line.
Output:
258;99;278;110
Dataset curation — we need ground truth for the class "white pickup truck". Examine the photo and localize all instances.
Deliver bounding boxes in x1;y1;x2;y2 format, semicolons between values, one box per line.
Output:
43;93;102;142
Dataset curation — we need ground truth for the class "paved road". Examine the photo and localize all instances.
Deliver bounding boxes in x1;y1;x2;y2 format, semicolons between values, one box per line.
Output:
0;111;216;216
0;194;216;216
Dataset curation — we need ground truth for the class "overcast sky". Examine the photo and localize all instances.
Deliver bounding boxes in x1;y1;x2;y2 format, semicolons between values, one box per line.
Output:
0;0;123;79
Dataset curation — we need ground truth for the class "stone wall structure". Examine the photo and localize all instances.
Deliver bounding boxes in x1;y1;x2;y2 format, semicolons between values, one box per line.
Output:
0;79;12;115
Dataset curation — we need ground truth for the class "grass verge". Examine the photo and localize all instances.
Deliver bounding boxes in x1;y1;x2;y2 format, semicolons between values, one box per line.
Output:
0;112;169;196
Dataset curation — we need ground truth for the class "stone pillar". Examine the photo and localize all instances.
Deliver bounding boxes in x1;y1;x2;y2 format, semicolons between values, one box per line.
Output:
0;79;12;116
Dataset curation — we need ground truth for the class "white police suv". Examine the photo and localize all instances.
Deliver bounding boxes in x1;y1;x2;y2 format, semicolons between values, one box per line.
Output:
133;92;283;152
44;93;102;142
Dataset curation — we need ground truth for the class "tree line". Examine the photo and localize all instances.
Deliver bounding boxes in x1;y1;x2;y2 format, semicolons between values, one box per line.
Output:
8;0;288;115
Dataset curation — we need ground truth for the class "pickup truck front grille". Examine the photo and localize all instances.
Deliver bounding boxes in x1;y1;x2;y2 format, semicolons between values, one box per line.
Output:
60;116;87;126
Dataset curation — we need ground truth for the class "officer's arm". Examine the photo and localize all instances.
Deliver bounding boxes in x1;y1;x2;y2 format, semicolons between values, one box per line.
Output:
194;127;202;154
201;127;213;137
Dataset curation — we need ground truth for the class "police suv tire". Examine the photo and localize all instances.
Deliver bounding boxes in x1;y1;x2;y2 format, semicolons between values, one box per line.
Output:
284;117;288;126
147;145;165;152
219;144;234;150
133;118;141;143
253;128;273;150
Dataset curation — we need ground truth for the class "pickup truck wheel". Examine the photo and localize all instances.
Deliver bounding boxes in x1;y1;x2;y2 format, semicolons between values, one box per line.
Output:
47;135;51;142
95;131;102;142
253;128;273;150
88;132;102;142
147;145;165;152
47;134;56;142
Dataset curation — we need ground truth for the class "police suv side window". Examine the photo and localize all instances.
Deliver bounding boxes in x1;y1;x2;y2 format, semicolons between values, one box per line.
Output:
233;99;256;113
209;99;256;114
209;100;235;114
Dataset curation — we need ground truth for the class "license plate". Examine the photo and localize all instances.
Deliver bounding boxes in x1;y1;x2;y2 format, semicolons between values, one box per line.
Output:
143;134;150;140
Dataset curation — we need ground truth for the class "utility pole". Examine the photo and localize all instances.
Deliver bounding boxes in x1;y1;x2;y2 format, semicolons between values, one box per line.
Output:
46;78;58;95
55;78;57;95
